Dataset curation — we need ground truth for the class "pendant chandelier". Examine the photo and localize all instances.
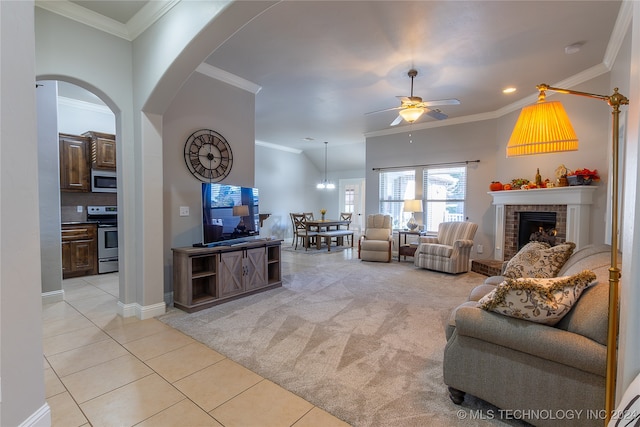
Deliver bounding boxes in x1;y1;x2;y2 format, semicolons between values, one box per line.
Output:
317;141;335;189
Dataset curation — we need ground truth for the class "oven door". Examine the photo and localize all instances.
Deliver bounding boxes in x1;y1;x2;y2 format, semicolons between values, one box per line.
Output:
97;225;118;273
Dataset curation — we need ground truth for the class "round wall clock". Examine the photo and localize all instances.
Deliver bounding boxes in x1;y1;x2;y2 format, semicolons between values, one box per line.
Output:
183;129;233;182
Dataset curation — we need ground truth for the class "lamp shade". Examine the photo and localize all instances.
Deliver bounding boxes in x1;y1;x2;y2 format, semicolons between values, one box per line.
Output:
403;199;423;213
506;100;578;157
233;205;249;217
399;107;424;123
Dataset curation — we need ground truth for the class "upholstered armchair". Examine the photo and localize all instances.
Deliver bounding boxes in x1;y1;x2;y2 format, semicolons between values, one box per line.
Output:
414;221;478;273
358;214;392;262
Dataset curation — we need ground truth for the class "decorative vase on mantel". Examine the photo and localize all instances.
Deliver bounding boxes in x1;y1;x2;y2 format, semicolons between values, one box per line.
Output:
321;214;325;221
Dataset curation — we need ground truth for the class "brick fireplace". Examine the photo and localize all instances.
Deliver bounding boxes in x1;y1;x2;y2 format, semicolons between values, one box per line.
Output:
490;186;597;261
503;204;567;260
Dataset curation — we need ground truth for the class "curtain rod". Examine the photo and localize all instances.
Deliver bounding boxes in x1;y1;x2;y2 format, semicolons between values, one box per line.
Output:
372;159;480;171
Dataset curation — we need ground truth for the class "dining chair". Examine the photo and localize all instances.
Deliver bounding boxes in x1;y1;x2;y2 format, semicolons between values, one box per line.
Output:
289;213;297;246
291;213;317;250
339;212;353;245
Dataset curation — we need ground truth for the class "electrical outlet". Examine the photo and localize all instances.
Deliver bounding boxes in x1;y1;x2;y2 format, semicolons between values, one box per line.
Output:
77;205;83;213
477;244;484;254
179;206;189;217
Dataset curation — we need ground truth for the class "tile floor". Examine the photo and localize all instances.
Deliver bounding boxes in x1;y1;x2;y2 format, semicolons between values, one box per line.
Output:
43;267;350;427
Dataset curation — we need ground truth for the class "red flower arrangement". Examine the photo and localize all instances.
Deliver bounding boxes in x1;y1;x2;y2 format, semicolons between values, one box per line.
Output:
569;168;600;181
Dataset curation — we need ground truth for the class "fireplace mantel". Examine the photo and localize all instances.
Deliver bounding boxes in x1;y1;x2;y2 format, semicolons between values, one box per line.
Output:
490;186;597;260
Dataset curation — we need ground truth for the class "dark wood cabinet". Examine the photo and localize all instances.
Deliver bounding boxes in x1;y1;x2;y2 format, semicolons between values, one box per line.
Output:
59;133;90;192
61;223;98;278
172;240;282;313
83;131;116;170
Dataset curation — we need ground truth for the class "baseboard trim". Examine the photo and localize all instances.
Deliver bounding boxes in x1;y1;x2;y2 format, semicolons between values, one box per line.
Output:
117;301;166;319
41;290;64;304
18;403;50;427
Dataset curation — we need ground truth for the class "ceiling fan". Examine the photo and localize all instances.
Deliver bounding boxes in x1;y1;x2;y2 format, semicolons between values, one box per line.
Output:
367;69;460;126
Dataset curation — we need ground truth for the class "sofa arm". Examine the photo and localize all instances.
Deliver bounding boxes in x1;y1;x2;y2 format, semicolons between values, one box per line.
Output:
454;306;606;377
453;239;474;249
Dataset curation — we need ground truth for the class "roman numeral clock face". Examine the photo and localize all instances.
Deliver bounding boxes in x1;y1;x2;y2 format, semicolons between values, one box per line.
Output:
184;129;233;182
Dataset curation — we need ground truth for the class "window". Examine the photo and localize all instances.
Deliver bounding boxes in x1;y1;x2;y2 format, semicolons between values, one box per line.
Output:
422;166;467;233
378;170;415;229
344;186;355;213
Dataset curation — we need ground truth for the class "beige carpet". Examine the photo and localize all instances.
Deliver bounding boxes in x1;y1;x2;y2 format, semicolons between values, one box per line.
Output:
159;248;526;427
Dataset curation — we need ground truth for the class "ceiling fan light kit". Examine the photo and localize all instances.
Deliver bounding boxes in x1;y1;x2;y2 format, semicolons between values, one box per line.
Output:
399;107;424;123
366;69;460;126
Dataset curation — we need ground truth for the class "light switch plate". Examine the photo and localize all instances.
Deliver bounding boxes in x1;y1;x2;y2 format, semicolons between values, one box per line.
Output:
179;206;189;217
77;205;83;213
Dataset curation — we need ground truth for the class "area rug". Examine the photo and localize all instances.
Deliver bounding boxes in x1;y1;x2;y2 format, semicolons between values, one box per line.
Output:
159;249;525;427
282;243;353;255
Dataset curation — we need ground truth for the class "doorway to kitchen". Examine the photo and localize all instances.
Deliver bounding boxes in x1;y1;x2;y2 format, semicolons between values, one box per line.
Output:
37;80;119;301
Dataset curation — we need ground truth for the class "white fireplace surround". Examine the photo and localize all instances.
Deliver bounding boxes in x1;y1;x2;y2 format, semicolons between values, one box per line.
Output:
490;186;597;260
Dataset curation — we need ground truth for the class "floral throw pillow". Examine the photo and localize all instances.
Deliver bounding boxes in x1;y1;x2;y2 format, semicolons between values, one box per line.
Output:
479;270;597;325
503;241;576;279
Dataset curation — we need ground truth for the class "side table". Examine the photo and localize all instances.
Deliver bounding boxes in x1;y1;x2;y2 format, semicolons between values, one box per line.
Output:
398;230;425;262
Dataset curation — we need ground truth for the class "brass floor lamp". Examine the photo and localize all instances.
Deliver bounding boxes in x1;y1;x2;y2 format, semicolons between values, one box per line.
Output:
507;83;629;423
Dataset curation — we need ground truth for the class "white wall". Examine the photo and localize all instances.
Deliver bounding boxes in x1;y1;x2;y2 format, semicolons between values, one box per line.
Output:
37;81;63;297
57;97;115;135
616;0;640;399
1;1;49;425
256;144;321;240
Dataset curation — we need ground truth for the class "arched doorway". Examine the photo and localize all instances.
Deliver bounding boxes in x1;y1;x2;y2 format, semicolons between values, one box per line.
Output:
36;79;121;310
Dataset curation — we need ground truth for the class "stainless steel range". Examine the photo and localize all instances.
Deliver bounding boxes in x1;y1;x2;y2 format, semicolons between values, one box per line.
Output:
87;205;118;274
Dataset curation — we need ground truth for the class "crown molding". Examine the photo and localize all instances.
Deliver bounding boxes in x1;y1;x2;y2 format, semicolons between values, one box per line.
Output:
196;63;262;94
58;96;113;115
35;0;178;41
256;140;302;154
603;0;633;69
127;0;180;40
36;1;130;39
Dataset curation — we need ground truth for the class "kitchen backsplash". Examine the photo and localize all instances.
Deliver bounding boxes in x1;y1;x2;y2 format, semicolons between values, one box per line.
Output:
60;192;117;222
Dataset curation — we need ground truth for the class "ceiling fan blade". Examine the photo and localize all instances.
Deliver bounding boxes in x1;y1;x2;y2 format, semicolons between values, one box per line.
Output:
421;98;461;107
425;109;448;120
365;106;402;115
390;115;403;126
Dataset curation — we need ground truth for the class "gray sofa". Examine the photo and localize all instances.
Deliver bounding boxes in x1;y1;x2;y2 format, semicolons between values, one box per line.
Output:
444;244;615;427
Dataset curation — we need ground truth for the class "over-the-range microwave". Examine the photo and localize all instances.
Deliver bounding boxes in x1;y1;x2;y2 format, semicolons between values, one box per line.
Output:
91;169;117;193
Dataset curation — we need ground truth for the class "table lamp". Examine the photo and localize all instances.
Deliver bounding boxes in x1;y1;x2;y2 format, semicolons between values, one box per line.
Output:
403;199;423;230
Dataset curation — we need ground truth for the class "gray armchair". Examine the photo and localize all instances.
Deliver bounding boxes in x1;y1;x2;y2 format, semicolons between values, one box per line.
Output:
414;221;477;273
358;214;392;262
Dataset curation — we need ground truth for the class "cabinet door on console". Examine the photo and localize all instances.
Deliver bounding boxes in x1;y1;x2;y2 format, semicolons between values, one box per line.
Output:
244;247;267;291
219;251;244;298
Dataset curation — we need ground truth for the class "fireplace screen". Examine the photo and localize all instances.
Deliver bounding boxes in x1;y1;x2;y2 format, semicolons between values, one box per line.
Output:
519;211;557;249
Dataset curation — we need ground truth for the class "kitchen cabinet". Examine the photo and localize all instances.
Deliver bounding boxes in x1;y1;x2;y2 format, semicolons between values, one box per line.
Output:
62;223;98;278
172;240;282;313
83;131;116;170
59;133;90;192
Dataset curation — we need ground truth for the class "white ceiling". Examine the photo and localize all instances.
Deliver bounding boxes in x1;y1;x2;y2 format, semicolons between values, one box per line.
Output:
46;0;624;173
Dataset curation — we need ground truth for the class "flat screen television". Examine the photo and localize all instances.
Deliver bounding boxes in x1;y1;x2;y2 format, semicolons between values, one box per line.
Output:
201;182;259;246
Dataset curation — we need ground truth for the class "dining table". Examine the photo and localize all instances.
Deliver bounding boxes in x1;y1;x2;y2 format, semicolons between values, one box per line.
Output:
305;219;351;250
